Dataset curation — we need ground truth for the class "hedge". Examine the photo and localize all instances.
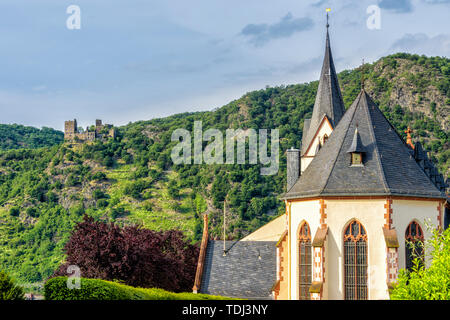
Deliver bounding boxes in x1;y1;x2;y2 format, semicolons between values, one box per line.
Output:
44;277;233;300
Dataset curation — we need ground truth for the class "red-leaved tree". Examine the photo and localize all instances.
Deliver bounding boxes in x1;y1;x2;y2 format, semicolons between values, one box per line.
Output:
53;215;199;292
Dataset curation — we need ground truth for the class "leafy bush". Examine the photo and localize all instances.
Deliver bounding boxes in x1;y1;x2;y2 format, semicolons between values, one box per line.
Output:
96;198;109;208
45;276;231;300
391;227;450;300
9;206;20;217
92;189;106;200
26;207;39;218
91;171;106;181
0;270;24;300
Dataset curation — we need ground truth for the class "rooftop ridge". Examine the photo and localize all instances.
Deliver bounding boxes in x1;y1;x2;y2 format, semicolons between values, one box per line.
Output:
362;90;390;193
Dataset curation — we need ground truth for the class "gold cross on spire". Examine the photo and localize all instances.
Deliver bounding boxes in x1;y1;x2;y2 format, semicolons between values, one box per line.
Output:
326;8;331;29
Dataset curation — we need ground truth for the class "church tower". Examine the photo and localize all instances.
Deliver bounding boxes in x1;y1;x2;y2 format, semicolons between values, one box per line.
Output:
282;87;446;300
299;12;346;175
192;10;448;302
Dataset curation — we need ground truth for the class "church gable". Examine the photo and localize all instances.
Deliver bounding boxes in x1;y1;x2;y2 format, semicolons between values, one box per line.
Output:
303;115;333;157
301;115;334;173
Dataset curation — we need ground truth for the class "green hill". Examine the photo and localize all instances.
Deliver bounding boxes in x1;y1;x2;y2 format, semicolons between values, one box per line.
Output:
0;124;64;150
0;53;448;286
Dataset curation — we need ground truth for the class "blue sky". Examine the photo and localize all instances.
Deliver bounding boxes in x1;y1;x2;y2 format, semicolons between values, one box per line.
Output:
0;0;449;130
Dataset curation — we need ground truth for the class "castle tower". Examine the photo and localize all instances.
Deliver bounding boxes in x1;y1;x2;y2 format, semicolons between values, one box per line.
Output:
64;119;77;140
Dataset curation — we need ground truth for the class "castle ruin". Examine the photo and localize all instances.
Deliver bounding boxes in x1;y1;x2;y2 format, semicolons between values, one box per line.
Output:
64;119;116;142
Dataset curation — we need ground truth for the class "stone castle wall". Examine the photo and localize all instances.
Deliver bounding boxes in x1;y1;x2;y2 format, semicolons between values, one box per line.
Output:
64;119;115;142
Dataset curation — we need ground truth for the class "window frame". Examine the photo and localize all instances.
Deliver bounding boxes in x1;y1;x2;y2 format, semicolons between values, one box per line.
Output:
343;220;368;300
298;222;312;300
405;221;424;272
351;152;363;166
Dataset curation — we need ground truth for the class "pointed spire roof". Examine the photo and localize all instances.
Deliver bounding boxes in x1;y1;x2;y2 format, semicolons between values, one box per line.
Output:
301;18;346;155
285;90;445;199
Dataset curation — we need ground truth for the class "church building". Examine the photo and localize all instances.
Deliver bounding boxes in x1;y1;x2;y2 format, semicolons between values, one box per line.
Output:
192;16;449;300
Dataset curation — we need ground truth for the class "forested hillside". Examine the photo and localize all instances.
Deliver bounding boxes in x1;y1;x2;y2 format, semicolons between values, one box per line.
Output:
0;124;63;150
0;53;448;286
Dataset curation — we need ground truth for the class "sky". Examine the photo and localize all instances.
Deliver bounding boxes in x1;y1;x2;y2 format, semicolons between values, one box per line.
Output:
0;0;449;130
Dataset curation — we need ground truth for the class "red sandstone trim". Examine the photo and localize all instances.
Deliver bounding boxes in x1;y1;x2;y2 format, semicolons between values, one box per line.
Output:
319;199;327;229
288;195;443;202
384;198;393;229
437;201;444;229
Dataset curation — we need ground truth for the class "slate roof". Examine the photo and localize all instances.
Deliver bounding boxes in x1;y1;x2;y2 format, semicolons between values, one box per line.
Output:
284;89;446;200
301;118;311;149
199;240;276;299
347;127;366;153
301;28;346;155
414;141;449;194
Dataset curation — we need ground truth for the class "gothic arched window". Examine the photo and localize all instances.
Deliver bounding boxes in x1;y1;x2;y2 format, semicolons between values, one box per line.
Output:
298;222;311;300
405;221;424;272
344;220;368;300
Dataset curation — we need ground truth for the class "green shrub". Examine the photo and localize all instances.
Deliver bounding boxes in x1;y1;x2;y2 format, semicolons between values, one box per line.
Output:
91;171;106;181
0;270;24;300
9;206;20;217
391;227;450;300
44;277;232;300
26;207;39;218
97;198;109;208
92;189;106;200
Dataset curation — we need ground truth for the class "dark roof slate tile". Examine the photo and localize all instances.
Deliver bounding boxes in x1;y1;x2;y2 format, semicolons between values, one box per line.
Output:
199;240;276;299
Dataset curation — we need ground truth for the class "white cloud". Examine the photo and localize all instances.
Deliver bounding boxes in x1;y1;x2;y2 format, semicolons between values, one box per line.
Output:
390;33;450;56
241;13;314;46
378;0;414;13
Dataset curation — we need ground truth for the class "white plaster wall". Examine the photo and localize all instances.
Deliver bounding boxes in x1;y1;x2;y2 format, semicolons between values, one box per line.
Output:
300;121;333;174
300;157;314;174
289;200;321;300
391;199;441;270
325;199;388;300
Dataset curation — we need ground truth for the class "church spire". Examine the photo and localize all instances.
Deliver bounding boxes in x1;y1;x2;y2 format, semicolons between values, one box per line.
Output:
326;8;330;29
361;59;366;90
301;9;346;155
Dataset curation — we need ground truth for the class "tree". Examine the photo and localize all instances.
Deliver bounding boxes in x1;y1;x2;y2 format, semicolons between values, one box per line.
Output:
9;206;20;217
52;215;199;292
391;226;450;300
0;270;24;300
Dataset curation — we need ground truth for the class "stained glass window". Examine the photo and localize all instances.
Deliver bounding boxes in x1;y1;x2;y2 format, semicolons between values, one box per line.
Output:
405;221;424;272
344;220;368;300
298;222;311;300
